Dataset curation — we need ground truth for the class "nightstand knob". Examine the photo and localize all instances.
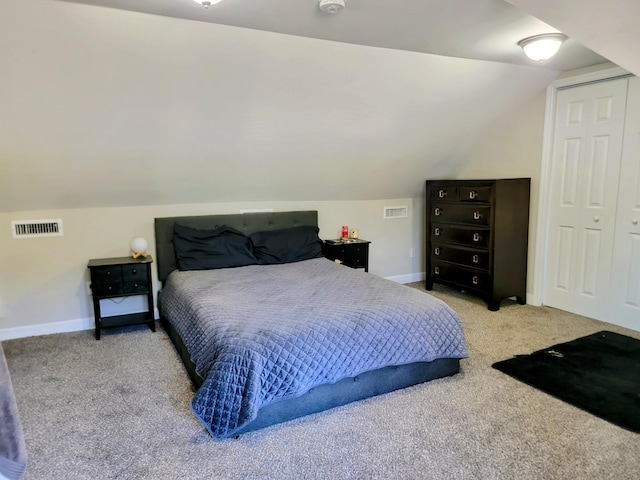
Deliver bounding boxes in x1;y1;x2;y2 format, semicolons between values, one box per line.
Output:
134;283;139;288
107;271;111;276
132;269;137;274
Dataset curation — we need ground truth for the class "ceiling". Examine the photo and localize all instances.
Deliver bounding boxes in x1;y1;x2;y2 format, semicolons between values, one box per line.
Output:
57;0;609;72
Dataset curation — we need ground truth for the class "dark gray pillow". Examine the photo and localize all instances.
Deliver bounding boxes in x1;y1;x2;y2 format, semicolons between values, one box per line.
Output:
250;226;323;265
173;224;257;271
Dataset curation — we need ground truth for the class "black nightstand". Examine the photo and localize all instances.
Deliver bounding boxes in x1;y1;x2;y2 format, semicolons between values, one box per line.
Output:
322;239;371;272
87;256;155;340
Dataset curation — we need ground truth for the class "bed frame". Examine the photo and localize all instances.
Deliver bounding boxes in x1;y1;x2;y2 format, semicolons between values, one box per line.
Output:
154;210;460;435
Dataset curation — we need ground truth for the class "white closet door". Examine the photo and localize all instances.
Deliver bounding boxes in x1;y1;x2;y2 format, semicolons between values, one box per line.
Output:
544;78;628;320
611;76;640;330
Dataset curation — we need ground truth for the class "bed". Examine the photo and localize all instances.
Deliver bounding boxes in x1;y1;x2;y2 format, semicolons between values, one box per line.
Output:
155;210;467;439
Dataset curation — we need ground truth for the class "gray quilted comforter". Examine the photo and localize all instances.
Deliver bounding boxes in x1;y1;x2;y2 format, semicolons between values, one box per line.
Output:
159;258;467;438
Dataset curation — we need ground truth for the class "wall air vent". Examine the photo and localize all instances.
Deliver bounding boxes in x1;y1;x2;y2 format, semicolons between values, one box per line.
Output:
12;219;63;238
383;206;408;219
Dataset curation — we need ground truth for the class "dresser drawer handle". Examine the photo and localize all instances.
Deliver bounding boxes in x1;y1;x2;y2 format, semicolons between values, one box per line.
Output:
434;228;441;236
438;189;447;198
473;211;481;220
434;267;440;275
434;207;442;216
472;254;479;263
133;283;139;288
473;233;480;242
469;190;477;199
107;271;112;276
472;275;479;285
132;269;137;274
434;247;440;255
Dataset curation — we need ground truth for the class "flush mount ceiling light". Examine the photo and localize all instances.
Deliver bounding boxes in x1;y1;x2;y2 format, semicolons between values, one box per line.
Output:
319;0;345;14
193;0;222;8
518;33;568;62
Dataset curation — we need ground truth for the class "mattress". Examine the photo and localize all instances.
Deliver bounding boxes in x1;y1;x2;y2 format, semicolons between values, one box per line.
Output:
159;257;467;438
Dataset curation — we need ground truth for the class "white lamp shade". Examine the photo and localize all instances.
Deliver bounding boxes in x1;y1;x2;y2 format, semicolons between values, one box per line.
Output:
518;34;567;62
130;237;148;254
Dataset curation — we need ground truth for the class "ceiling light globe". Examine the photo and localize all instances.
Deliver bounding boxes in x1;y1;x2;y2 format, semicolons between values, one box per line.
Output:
518;33;567;62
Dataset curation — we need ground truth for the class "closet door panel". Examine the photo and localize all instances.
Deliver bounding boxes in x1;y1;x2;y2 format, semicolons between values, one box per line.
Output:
544;78;628;319
611;76;640;330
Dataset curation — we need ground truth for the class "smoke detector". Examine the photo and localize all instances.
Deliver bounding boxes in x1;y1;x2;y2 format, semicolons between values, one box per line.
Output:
319;0;345;14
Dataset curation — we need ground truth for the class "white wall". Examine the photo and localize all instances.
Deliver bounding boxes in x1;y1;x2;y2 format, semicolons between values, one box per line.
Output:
0;199;422;338
0;0;566;339
0;0;560;213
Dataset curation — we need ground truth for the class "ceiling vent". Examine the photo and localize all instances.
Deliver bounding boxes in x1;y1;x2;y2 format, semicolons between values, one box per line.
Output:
12;219;63;239
383;206;408;219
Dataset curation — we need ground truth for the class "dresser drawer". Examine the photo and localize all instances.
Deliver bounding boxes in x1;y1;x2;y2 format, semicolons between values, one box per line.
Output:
431;262;490;291
431;224;490;249
431;204;491;226
458;186;492;203
431;243;490;270
430;186;457;203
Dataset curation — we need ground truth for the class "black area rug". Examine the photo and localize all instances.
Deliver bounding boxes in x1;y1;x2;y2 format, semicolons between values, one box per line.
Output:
492;331;640;433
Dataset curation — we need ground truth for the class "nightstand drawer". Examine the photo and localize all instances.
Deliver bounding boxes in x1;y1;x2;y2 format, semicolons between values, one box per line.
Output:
92;265;122;282
322;240;371;271
91;266;124;295
122;264;148;293
335;245;367;265
122;278;149;294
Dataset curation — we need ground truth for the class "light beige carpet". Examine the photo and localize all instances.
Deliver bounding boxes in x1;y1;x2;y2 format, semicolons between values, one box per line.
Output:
3;282;639;480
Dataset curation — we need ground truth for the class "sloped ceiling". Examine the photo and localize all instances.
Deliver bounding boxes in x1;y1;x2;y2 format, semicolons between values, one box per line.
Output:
56;0;607;72
0;0;624;212
505;0;640;77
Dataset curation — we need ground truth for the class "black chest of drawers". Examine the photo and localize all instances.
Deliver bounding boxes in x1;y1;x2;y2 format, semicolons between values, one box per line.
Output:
88;256;156;340
425;179;530;311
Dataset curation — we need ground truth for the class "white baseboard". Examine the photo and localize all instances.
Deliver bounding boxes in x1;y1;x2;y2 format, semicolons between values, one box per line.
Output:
0;309;160;341
0;317;94;341
384;272;425;284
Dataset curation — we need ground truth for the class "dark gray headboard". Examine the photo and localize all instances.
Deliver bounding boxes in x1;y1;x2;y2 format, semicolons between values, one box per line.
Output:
154;210;319;283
